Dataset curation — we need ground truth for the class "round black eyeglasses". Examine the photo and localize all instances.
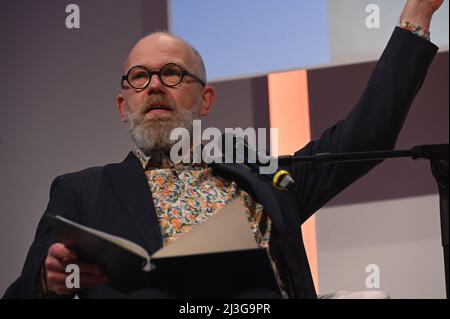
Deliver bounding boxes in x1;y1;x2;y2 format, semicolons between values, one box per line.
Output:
121;63;205;89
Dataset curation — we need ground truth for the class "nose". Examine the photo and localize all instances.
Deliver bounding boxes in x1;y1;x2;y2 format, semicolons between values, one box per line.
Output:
147;73;164;92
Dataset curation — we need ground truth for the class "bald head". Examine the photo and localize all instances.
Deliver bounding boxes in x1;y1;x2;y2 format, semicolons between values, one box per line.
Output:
122;32;206;84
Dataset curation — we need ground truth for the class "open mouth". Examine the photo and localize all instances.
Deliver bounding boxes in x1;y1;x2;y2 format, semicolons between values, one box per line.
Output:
145;104;173;114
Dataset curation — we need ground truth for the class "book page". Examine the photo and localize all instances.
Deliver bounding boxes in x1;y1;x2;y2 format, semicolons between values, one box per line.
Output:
152;199;259;258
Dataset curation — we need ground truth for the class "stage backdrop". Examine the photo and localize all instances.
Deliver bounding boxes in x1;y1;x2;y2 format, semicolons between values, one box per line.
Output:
0;0;448;298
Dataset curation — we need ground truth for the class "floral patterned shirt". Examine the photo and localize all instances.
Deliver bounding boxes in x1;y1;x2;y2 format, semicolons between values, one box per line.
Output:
132;148;288;298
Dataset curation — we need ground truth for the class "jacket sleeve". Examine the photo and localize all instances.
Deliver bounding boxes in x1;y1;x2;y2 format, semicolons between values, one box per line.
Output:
291;27;439;224
3;176;80;298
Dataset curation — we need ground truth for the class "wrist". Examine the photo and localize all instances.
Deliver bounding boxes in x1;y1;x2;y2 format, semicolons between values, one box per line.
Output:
400;0;435;30
398;20;431;41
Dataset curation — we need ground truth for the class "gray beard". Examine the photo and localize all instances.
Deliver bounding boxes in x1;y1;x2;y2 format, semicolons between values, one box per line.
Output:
126;104;198;157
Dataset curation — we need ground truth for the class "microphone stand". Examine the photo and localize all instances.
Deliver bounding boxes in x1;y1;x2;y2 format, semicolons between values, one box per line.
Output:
278;143;449;298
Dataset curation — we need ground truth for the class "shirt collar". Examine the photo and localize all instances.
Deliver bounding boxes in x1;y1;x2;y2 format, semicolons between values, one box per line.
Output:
132;146;207;170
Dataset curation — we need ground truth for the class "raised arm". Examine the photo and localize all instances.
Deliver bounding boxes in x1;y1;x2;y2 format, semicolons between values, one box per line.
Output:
292;0;443;222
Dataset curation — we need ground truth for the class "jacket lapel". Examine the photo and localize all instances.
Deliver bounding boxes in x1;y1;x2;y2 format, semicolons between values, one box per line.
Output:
103;152;286;254
104;152;163;255
211;162;286;232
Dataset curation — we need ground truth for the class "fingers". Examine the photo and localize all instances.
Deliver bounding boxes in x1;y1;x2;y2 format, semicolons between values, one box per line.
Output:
50;272;109;288
48;243;78;260
50;273;111;295
45;270;71;295
46;269;110;294
44;243;111;295
46;256;106;276
47;243;104;273
45;254;66;273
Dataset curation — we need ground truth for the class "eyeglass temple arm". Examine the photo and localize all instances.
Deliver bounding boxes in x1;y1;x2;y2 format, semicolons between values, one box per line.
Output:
184;71;206;86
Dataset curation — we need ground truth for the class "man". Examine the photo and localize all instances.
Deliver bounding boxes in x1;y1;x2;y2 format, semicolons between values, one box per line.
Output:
4;0;444;298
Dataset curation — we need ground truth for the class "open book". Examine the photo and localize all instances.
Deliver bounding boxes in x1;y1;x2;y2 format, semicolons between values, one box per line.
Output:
47;199;279;297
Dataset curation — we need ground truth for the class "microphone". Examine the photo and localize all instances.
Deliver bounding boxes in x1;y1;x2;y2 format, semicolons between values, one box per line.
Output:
219;132;295;190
